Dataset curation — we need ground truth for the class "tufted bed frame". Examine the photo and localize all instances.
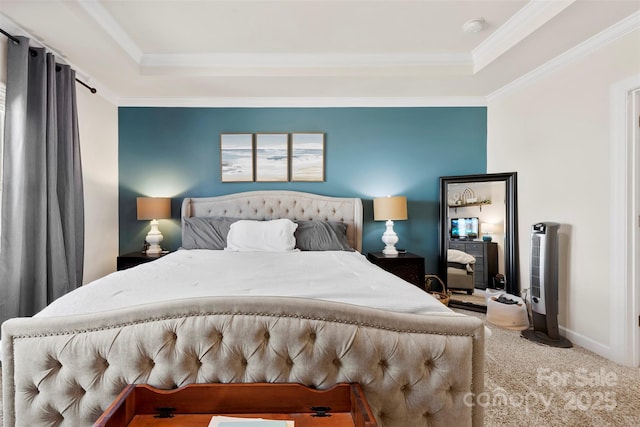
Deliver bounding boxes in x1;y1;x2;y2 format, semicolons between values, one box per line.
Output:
2;190;484;427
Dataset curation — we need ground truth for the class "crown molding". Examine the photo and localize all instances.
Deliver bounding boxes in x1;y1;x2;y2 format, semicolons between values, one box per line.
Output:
117;96;487;108
472;0;575;73
13;2;636;108
487;10;640;103
0;12;118;106
76;0;143;63
77;0;471;72
140;52;471;69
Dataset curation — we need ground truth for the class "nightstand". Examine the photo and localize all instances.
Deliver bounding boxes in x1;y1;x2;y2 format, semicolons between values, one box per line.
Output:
116;251;171;271
367;252;425;290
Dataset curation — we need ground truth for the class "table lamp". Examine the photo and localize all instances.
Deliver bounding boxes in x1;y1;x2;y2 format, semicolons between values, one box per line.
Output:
137;197;171;254
373;196;408;256
482;221;504;242
482;222;494;241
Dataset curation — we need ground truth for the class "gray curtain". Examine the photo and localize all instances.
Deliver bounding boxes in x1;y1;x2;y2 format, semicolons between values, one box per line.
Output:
0;36;84;325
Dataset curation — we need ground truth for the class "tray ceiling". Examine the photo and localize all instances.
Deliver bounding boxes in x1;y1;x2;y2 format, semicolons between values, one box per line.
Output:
0;0;638;105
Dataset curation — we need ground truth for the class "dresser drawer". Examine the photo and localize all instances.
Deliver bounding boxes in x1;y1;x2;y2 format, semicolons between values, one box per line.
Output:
465;246;484;257
448;242;466;251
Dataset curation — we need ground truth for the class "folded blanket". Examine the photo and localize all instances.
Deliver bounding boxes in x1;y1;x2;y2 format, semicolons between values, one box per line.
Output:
448;249;476;264
448;249;476;273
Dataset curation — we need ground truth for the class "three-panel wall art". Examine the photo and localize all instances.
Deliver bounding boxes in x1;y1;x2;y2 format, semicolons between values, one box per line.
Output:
220;132;325;182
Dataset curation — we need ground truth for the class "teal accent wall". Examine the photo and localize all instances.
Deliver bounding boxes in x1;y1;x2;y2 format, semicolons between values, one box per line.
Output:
118;107;487;273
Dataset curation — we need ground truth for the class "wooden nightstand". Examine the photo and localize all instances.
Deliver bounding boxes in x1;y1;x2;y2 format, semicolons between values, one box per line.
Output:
367;252;425;290
116;251;171;271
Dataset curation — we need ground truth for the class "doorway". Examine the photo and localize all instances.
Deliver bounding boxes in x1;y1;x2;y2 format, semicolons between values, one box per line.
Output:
610;76;640;367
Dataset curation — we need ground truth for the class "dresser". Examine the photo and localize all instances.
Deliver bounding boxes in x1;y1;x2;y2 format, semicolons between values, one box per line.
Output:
448;240;498;290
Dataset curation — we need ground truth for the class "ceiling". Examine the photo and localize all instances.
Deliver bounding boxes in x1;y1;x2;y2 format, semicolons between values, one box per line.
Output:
1;0;638;106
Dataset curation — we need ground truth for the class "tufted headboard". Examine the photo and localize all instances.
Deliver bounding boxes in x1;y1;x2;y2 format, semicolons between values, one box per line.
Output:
181;190;364;252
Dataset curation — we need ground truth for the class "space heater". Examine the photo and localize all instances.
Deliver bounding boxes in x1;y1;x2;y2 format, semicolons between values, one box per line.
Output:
521;222;572;348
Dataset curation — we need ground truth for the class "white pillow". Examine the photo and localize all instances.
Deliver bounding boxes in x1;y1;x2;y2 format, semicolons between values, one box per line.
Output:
226;219;298;252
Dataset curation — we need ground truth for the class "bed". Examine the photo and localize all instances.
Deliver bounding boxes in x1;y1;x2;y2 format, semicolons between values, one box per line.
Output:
2;190;484;427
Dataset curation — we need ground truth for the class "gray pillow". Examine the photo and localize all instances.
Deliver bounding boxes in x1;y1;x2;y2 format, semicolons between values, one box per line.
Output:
294;220;354;251
182;217;238;250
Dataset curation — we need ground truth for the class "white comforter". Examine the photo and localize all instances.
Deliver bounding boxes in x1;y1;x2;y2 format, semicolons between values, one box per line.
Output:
37;249;452;318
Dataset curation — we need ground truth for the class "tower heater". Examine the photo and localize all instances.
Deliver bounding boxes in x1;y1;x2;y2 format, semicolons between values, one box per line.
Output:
521;222;572;348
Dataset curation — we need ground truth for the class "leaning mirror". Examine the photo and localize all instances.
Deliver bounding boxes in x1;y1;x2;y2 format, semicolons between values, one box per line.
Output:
439;172;519;312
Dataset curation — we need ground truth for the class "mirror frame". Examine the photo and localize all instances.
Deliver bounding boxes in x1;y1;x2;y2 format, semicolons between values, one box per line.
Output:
439;172;520;296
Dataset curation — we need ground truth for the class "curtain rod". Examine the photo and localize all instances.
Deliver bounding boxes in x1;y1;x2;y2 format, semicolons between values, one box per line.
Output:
0;28;97;94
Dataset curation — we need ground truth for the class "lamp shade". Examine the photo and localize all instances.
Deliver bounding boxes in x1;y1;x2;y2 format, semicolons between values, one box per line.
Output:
373;196;408;221
482;222;494;234
482;221;504;234
137;197;171;220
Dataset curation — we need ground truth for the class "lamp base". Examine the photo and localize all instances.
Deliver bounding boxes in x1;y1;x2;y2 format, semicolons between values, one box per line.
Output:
382;247;399;256
381;220;399;256
145;244;163;255
145;219;164;255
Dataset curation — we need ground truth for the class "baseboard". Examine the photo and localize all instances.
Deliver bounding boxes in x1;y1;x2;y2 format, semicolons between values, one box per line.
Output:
559;325;613;361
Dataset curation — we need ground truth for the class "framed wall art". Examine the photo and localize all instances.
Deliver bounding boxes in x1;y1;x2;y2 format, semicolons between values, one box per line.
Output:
220;133;254;182
255;133;289;182
291;132;325;182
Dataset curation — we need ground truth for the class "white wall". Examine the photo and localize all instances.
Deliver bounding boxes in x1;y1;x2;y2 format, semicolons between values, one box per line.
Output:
487;29;640;356
0;40;119;285
76;86;119;283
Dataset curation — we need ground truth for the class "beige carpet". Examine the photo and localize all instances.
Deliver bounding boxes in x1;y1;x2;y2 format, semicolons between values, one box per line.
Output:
1;315;638;426
456;309;640;427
